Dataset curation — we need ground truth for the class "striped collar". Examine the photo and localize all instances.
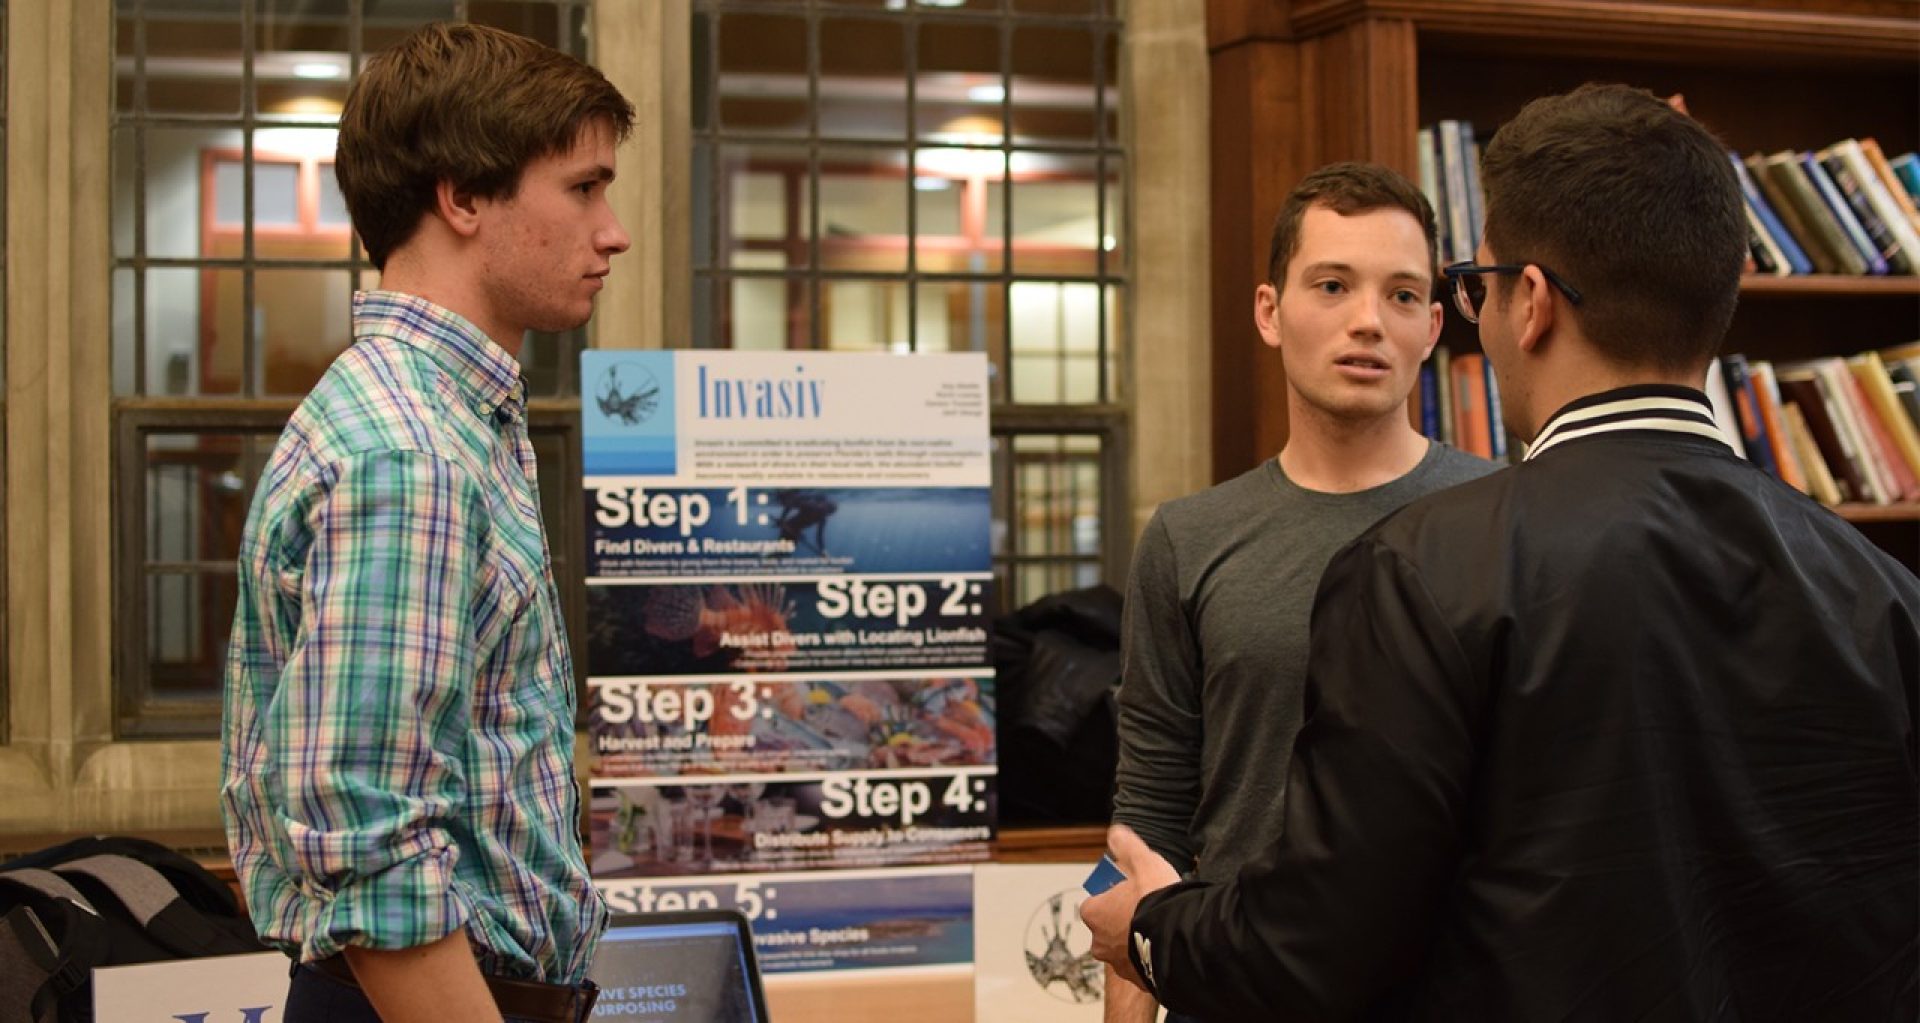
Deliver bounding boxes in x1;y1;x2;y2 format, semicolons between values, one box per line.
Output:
352;290;526;421
1524;384;1731;462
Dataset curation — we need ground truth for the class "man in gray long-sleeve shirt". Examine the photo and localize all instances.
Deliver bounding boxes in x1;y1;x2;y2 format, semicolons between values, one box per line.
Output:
1106;163;1496;1023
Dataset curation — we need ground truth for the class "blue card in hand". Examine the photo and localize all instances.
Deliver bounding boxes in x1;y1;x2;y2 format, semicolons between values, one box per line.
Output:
1083;852;1127;896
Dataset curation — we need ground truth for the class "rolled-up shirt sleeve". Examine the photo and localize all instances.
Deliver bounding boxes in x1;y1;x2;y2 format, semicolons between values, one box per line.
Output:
1111;512;1205;874
1129;535;1484;1019
266;449;496;960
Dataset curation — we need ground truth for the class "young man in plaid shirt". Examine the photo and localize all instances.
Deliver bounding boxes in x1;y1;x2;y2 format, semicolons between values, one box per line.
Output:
221;23;631;1023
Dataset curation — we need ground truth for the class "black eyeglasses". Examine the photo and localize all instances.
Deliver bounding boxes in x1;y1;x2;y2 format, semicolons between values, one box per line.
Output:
1442;261;1583;323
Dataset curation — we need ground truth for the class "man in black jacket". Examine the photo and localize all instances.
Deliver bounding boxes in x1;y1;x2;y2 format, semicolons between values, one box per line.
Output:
1083;83;1920;1022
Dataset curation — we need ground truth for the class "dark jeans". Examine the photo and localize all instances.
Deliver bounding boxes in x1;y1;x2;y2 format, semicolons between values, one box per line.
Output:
283;962;563;1023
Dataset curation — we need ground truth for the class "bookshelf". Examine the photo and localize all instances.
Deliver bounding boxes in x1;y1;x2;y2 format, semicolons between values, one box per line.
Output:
1208;0;1920;569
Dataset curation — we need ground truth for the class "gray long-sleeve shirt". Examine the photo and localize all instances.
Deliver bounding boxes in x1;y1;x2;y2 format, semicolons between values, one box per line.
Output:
1112;442;1496;881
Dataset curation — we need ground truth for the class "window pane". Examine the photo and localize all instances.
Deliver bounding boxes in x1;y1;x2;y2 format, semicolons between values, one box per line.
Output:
917;279;1003;362
818;18;905;142
722;146;809;270
522;325;584;399
317;163;350;227
822;280;903;352
1010;25;1101;145
118;8;245;117
257;268;355;397
146;433;253;568
917;21;1003;146
820;149;908;273
1009;281;1106;403
142;127;240;260
729;275;795;351
1012;0;1102;13
1011;154;1100;274
916;148;1003;273
252;161;301;226
147;571;234;697
719;12;808;137
147;267;224;396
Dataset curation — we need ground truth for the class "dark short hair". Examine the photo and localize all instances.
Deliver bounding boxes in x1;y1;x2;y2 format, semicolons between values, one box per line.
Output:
335;23;636;270
1266;162;1439;294
1478;83;1745;372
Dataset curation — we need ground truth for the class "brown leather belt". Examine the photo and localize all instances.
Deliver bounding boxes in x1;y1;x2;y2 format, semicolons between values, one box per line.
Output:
307;953;599;1023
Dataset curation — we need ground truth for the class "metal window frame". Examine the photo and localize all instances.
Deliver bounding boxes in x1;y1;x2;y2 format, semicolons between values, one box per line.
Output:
691;0;1128;612
110;0;595;739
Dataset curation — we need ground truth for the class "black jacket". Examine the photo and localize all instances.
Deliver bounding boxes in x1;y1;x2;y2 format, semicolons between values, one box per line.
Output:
1132;385;1919;1022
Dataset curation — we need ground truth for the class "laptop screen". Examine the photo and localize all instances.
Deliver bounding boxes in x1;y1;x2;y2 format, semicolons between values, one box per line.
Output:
589;910;770;1022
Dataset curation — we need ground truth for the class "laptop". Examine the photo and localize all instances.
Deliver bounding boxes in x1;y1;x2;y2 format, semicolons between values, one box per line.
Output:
589;909;771;1022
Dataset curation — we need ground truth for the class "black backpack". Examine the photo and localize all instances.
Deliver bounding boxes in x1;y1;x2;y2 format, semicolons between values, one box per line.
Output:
0;836;267;1023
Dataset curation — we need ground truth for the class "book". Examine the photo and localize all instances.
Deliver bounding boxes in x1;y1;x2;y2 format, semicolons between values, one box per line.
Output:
1882;359;1920;438
1815;358;1898;502
1848;351;1920;484
1721;354;1781;476
1704;358;1749;459
1781;401;1844;506
1418;361;1441;440
1438;120;1475;264
1857;138;1920;237
1890;153;1920;205
1813;149;1905;273
1761;152;1867;276
1801;152;1889;275
1834;357;1920;499
1829;140;1920;273
1749;360;1809;494
1450;351;1491;458
1731;153;1812;275
1746;153;1841;273
1483;354;1507;461
1742;203;1787;276
1416;127;1441;251
1432;345;1455;447
1461;126;1486;260
1776;365;1871;502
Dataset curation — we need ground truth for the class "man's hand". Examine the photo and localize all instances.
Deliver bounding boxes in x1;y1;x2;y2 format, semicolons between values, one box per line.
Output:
1081;825;1181;989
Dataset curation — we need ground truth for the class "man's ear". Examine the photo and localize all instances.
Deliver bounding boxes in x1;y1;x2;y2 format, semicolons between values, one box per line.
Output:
1254;282;1283;351
1424;298;1443;360
434;178;484;239
1515;264;1556;354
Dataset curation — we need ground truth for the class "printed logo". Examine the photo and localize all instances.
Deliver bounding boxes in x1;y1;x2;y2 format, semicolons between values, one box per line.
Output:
596;361;663;427
1133;931;1155;988
1024;888;1102;1004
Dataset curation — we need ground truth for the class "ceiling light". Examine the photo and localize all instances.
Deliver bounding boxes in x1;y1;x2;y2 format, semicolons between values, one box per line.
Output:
293;61;343;80
967;84;1006;104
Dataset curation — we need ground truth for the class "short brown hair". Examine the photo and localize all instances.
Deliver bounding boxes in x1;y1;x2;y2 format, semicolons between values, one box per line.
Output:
1266;162;1439;293
1478;84;1745;372
336;23;636;270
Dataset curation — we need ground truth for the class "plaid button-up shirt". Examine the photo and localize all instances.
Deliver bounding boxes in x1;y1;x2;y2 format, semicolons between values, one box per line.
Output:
221;290;606;983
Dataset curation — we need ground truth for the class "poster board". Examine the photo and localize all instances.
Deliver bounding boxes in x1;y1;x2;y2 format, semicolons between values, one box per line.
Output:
582;350;996;983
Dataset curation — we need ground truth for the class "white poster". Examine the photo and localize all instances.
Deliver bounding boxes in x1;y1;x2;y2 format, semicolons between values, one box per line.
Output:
93;952;287;1023
972;863;1164;1023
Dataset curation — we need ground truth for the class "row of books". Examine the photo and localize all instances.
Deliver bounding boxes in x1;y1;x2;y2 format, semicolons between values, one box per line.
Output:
1415;120;1484;266
1734;139;1920;277
1416;347;1508;461
1705;343;1920;506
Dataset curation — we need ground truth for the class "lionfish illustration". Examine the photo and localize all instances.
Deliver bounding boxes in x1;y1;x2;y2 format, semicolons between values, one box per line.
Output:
1026;891;1103;1004
644;583;798;670
596;364;660;425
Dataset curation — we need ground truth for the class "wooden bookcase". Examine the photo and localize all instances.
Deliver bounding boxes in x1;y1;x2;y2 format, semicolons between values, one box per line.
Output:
1206;0;1920;568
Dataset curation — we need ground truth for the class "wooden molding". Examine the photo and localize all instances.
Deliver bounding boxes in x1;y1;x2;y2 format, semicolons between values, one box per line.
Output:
1288;1;1920;61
